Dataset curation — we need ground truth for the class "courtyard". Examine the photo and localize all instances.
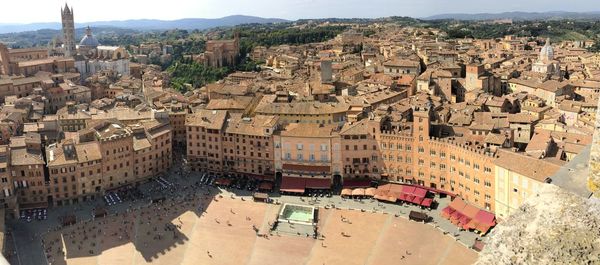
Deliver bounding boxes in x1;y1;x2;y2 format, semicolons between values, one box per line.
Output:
36;197;475;265
6;168;480;265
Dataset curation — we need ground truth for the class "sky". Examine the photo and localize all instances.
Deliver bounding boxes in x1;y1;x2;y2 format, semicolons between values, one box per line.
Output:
1;0;599;24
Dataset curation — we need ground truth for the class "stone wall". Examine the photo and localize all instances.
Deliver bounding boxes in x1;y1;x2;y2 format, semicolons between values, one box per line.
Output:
476;185;600;264
589;96;600;196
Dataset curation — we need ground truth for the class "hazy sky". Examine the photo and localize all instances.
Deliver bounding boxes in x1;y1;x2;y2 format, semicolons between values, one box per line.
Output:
1;0;599;23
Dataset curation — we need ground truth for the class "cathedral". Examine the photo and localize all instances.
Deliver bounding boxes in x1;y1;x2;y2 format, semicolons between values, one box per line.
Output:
531;38;561;77
57;3;130;78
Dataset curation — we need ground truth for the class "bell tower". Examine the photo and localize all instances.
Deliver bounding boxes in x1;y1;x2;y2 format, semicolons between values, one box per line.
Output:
61;3;76;57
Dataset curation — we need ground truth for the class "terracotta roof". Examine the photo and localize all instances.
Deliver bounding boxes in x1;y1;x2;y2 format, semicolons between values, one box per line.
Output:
255;98;349;116
494;150;563;182
383;59;419;68
206;96;253;110
508;113;537;124
185;109;228;130
10;148;44;166
340;119;376;136
225;114;278;136
75;142;102;162
280;123;338;138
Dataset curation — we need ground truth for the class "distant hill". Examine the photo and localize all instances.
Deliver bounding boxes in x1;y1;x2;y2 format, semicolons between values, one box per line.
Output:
0;27;140;48
423;11;600;21
0;15;289;34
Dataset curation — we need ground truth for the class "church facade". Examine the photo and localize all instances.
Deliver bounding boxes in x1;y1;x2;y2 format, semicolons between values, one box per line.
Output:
201;33;240;68
532;38;561;77
58;4;130;78
73;27;130;77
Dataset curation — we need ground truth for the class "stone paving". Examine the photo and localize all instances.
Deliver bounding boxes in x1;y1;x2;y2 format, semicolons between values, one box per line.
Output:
7;166;482;265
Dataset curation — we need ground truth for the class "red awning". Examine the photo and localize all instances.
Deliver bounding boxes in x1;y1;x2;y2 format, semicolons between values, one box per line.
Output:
447;197;468;212
385;196;397;203
376;184;393;192
343;179;371;188
352;188;365;196
280;177;306;193
401;186;416;196
462;204;481;219
411;196;423;205
450;211;463;221
441;206;455;219
389;184;404;194
421;198;433;208
399;193;409;202
365;187;376;197
458;215;471;226
412;188;428;198
341;189;352;197
305;178;331;189
474;210;497;227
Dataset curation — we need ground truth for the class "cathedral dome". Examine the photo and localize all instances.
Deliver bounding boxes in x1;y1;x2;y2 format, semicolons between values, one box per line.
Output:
539;38;554;62
79;26;99;48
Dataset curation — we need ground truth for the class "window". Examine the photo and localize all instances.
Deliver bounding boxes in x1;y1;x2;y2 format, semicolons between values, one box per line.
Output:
297;154;303;161
430;150;436;156
484;180;492;187
320;144;328;151
309;154;315;161
296;144;303;150
484;167;492;173
418;147;424;153
440;164;446;170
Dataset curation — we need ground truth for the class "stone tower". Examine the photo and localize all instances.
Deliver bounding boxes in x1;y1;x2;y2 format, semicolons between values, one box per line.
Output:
0;43;10;75
61;3;76;57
